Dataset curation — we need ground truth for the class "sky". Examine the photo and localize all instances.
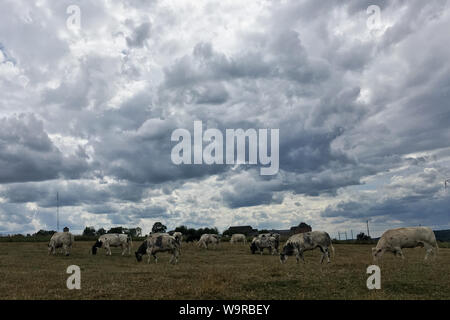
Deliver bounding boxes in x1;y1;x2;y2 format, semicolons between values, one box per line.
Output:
0;0;449;238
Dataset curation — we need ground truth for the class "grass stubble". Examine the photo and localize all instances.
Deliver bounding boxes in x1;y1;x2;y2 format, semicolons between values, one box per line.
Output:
0;241;448;300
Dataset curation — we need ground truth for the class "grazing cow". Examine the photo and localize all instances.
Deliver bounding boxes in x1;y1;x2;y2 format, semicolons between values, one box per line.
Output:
250;236;277;255
230;233;247;244
197;234;220;249
280;231;334;264
48;231;75;256
257;233;280;253
135;233;180;264
91;233;132;256
372;227;439;262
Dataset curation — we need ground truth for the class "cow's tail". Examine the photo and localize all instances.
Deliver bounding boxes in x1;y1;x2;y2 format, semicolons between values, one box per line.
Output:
327;233;335;258
434;238;439;256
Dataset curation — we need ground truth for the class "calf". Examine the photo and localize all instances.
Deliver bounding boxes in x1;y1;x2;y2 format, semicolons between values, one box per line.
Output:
280;231;334;264
197;234;220;249
372;227;439;262
92;233;132;256
48;231;75;256
135;234;180;264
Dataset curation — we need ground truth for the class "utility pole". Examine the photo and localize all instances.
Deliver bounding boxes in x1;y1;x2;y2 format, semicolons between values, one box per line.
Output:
338;232;341;240
56;192;59;232
445;179;450;189
366;220;370;238
345;231;348;241
351;230;353;240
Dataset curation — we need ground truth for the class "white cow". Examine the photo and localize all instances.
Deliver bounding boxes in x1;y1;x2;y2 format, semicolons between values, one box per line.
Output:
48;231;75;256
280;231;335;264
372;227;439;261
92;233;132;256
197;234;220;249
230;233;247;244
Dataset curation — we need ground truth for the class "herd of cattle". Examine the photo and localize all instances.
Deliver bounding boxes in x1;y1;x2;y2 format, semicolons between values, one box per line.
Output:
48;226;440;264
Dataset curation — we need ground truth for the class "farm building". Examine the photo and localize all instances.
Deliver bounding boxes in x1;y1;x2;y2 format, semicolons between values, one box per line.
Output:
225;226;258;236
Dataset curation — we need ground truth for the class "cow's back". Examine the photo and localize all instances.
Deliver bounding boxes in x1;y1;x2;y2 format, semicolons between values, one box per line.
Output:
379;227;436;249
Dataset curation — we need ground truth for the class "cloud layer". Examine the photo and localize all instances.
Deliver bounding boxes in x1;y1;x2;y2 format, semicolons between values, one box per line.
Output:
0;0;449;236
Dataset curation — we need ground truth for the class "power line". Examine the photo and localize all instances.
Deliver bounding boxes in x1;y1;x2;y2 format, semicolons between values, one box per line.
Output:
56;192;59;232
366;220;370;237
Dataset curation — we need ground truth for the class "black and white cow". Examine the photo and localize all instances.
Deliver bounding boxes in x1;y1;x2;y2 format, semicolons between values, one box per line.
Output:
250;236;277;255
280;231;335;264
92;233;132;256
48;231;75;256
257;233;280;253
135;234;180;264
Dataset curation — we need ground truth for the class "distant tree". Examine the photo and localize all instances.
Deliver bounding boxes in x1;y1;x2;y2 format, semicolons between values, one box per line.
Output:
33;230;56;237
96;228;106;236
127;227;142;237
356;232;371;241
152;222;167;234
108;226;124;234
259;229;270;234
82;226;96;237
174;225;188;234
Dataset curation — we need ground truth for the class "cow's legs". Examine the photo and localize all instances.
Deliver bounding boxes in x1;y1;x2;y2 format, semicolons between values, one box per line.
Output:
319;247;324;264
105;244;111;256
170;250;179;264
424;243;434;261
300;251;306;263
152;253;158;263
63;244;70;256
320;247;330;263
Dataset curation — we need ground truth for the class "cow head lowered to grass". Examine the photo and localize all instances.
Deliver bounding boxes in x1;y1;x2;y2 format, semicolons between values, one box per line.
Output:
135;240;147;262
91;240;103;255
279;242;295;263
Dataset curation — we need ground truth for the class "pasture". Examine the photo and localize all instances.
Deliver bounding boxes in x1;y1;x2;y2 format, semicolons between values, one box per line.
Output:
0;241;449;299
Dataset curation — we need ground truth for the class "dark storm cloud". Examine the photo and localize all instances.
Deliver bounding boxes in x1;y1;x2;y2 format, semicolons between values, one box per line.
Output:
322;195;450;227
0;114;89;183
0;0;449;234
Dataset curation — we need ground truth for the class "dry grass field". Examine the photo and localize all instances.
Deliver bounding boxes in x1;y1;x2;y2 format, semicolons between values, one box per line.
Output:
0;241;449;300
